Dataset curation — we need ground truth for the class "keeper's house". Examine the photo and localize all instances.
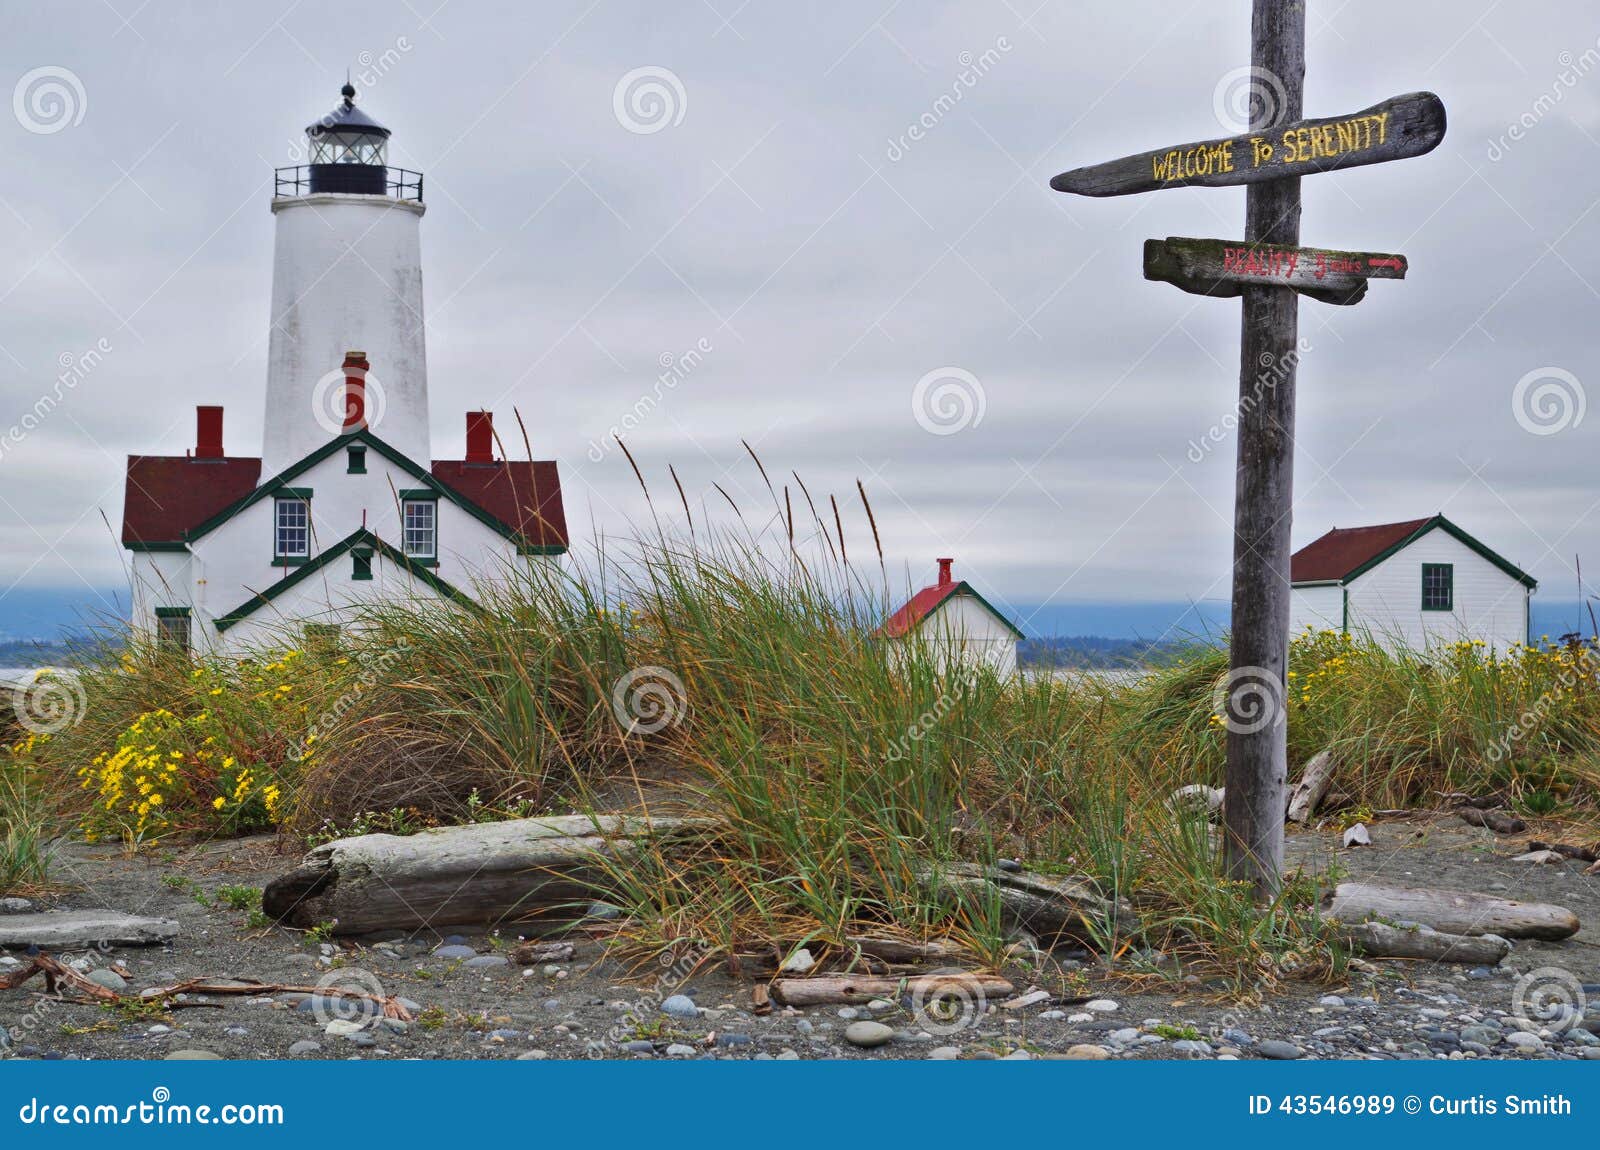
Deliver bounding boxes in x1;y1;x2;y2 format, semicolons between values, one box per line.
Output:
1288;516;1536;652
876;558;1023;676
120;85;567;654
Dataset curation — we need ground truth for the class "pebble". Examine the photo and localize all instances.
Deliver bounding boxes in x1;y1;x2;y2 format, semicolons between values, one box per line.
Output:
1255;1039;1302;1060
1318;995;1344;1007
1067;1012;1093;1023
929;1046;961;1060
844;1020;896;1048
464;955;508;968
324;1019;367;1038
1001;1048;1033;1060
1581;1048;1600;1061
776;1049;800;1060
1085;999;1119;1013
665;1043;697;1057
1460;1024;1500;1045
622;1039;655;1055
0;897;33;914
224;1027;249;1039
433;945;476;960
517;1050;550;1060
86;969;128;993
1039;1010;1066;1021
837;1006;861;1020
1108;1028;1141;1043
779;948;815;974
287;1040;321;1055
661;995;699;1019
584;902;623;921
716;1033;752;1048
1171;1039;1212;1056
1505;1032;1543;1052
1064;1044;1111;1060
165;1050;222;1060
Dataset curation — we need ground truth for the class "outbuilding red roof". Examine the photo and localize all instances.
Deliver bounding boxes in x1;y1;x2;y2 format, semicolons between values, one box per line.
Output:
430;460;568;549
875;559;1024;640
122;456;263;546
1289;517;1434;583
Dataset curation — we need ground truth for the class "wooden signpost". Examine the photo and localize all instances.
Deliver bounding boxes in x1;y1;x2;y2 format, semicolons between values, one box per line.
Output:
1050;1;1445;895
1143;237;1407;306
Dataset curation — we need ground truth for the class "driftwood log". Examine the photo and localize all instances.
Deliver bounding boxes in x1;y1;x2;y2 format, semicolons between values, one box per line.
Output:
920;863;1136;949
770;973;1014;1008
1458;807;1526;835
1286;749;1337;823
262;814;702;934
846;936;961;964
1323;882;1578;941
1333;921;1511;965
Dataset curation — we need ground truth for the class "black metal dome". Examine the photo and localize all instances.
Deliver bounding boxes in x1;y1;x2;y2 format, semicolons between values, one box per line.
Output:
306;83;391;139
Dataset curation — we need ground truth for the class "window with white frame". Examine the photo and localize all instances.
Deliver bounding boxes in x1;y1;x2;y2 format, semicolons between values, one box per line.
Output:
275;497;309;559
403;499;436;558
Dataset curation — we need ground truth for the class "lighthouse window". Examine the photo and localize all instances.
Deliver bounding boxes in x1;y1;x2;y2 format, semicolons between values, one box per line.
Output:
403;499;437;559
275;497;310;561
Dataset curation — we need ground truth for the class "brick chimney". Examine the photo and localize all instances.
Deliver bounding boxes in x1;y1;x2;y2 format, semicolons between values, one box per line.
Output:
195;405;224;459
937;557;954;587
342;351;369;431
466;411;494;463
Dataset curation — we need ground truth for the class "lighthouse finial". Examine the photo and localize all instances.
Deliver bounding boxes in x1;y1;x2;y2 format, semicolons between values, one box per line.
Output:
341;73;356;104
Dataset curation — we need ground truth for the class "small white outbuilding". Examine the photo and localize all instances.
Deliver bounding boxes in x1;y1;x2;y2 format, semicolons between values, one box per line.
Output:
876;558;1023;677
1288;515;1536;653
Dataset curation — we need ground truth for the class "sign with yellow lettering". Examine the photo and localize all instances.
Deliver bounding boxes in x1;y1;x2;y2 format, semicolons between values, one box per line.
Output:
1051;92;1445;198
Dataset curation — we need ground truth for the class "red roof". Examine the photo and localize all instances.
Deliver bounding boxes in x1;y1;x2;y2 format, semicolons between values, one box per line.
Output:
430;460;568;549
1290;517;1433;583
877;579;966;638
122;456;263;546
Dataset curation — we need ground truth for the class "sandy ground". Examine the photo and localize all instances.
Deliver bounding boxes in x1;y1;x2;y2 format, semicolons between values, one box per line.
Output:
2;814;1598;1061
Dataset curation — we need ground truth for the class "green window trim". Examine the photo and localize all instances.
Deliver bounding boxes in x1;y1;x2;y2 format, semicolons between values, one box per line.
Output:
274;492;312;564
347;445;367;474
352;552;373;581
1421;562;1454;611
401;493;439;562
153;606;191;618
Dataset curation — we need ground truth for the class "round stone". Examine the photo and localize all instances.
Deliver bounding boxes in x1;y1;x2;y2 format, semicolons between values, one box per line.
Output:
1085;999;1118;1013
164;1049;222;1060
665;1043;697;1057
844;1020;895;1048
1255;1039;1302;1060
1064;1043;1111;1060
929;1046;961;1060
464;955;508;968
661;994;699;1019
86;969;127;993
287;1040;321;1055
432;944;476;960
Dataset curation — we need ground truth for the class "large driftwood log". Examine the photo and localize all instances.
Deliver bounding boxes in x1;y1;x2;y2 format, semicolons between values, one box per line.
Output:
1323;882;1578;942
1286;749;1337;823
1333;920;1511;965
920;863;1136;948
845;936;961;964
770;973;1014;1007
262;814;701;934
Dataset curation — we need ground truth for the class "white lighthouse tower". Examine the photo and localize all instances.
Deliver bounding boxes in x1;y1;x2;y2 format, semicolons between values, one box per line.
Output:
120;83;569;654
262;83;430;473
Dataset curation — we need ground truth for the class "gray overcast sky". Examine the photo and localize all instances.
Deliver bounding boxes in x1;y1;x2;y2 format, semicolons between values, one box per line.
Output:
2;1;1598;619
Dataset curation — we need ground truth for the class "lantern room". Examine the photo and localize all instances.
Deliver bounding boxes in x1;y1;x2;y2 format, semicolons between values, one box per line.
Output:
305;82;391;195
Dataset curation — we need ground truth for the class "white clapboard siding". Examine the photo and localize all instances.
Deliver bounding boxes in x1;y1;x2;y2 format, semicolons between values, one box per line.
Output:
1288;584;1343;635
1343;529;1530;653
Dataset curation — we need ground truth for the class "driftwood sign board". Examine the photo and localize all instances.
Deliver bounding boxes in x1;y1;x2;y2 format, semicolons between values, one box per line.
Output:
1051;92;1445;198
1143;236;1408;306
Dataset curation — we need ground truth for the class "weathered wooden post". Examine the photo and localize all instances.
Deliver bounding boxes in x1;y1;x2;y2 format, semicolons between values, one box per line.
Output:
1048;1;1446;894
1223;0;1304;895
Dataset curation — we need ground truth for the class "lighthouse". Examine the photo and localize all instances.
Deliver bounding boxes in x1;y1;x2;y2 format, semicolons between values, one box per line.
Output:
120;83;568;654
263;83;429;473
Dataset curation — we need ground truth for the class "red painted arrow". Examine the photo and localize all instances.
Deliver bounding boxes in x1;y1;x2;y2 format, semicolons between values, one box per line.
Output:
1368;257;1404;271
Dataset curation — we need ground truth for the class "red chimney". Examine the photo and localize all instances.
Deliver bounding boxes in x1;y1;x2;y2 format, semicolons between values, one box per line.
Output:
937;557;954;587
466;411;494;463
195;405;224;459
342;351;369;431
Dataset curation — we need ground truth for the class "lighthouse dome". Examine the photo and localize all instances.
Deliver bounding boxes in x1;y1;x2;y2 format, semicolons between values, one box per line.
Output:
305;83;391;194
